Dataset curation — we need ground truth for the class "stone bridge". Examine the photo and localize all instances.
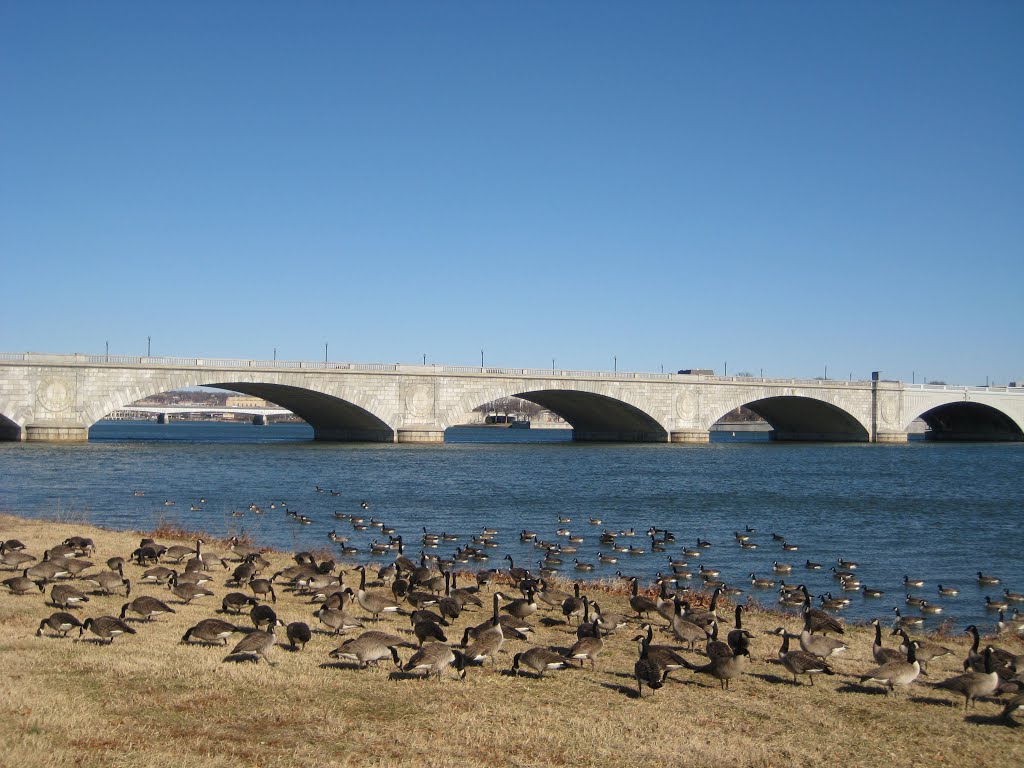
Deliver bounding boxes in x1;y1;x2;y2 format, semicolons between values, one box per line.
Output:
1;353;1022;444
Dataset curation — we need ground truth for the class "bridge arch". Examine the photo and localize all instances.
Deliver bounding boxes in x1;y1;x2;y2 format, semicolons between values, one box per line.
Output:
706;394;871;442
903;399;1023;442
445;382;668;442
86;376;395;442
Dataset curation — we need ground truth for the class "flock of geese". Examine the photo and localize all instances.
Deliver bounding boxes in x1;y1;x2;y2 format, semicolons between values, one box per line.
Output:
2;501;1023;723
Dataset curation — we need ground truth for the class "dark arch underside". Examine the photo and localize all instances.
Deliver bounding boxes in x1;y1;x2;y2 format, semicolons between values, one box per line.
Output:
512;390;668;442
100;383;394;442
739;396;870;442
0;412;20;440
917;402;1023;442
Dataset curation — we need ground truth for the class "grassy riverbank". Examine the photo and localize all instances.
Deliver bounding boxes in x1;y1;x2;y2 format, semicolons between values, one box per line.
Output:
1;512;1021;768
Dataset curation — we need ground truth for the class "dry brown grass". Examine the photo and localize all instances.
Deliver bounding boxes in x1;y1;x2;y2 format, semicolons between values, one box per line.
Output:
1;512;1022;768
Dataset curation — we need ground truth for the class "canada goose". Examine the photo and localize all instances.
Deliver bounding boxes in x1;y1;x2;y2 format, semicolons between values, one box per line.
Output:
1001;694;1024;722
1005;589;1024;603
448;572;483;608
313;606;363;635
997;610;1024;636
891;606;924;629
633;630;666;696
986;596;1010;611
461;594;504;667
670;597;709;651
227;621;282;664
938;584;960;597
750;573;776;589
3;573;44;595
37;611;83;637
512;647;570;678
681;587;723;629
568;622;605;670
805;560;822;570
164;540;199;563
140;566;176;584
168;576;214;604
121;595;176;621
1;546;37;569
181;618;238;645
782;542;799;552
859;640;920;695
654;580;677;623
248;577;277;604
937;647;999;712
871;618;904;664
739;541;757;551
50;584;89;609
771;628;835;685
220;592;257;614
773;561;793;574
680;633;750;689
26;560;70;582
963;625;1018;674
403;642;466;680
628;578;658;619
496;590;537;619
355;565;401;620
799;586;844;635
799;615;847;660
250;604;279;631
286;621;312;651
573;558;595;572
978;572;1001;586
85;570;131;597
79;616;136;644
591;601;627;633
920;601;943;615
597;552;618;564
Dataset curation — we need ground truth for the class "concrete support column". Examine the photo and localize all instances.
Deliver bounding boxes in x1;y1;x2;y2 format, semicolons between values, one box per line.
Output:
670;430;710;444
252;414;268;426
396;428;445;443
157;413;169;424
574;430;668;442
874;432;908;443
24;424;88;442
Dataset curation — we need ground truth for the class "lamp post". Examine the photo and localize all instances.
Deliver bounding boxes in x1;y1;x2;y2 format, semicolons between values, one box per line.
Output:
423;354;426;366
273;347;277;361
325;343;328;363
105;341;109;362
147;336;151;357
552;358;555;373
613;355;617;373
480;349;484;368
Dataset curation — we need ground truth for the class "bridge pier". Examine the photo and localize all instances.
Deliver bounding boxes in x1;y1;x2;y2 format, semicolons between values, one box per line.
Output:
157;413;169;424
875;431;909;443
670;430;710;444
771;431;870;442
396;428;445;443
252;414;267;426
24;423;88;442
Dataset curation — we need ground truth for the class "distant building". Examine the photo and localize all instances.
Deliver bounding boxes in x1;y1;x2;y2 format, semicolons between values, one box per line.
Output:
225;395;269;408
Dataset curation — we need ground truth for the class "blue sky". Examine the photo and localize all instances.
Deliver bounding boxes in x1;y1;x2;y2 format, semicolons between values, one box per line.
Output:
2;2;1021;385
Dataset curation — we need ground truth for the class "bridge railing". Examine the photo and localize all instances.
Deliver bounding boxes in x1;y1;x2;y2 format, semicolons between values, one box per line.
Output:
2;352;1019;393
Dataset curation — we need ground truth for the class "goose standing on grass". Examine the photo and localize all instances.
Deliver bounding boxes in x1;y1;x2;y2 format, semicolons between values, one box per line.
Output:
632;629;666;696
3;573;44;595
891;628;952;675
511;647;570;678
36;612;83;638
679;631;751;690
50;584;89;610
168;575;215;604
799;614;847;660
181;618;239;646
403;642;466;680
329;631;403;668
939;646;1000;710
859;640;920;695
354;565;401;621
770;628;835;685
568;621;605;670
963;624;1018;674
79;616;136;644
628;577;658;619
871;618;904;665
800;586;843;635
670;597;708;651
227;620;282;664
121;596;176;622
